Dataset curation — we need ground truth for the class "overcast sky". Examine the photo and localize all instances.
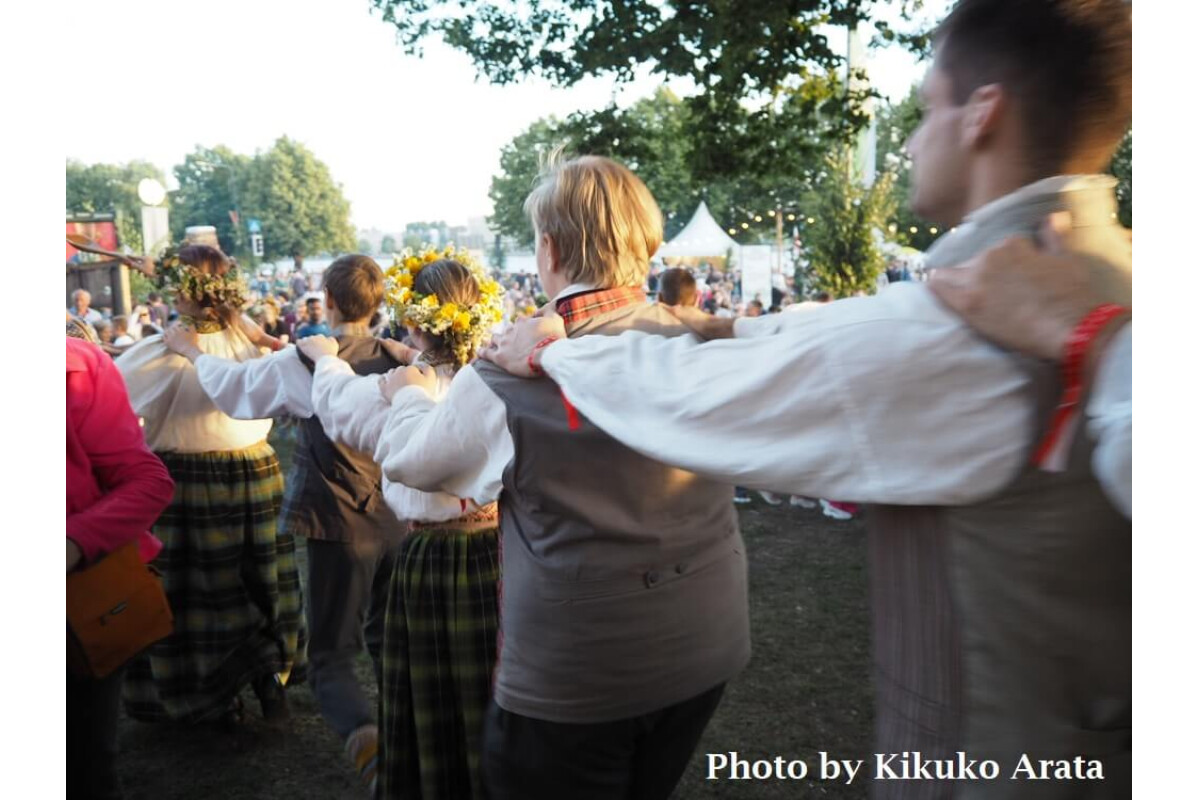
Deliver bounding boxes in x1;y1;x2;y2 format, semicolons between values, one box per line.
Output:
65;0;947;232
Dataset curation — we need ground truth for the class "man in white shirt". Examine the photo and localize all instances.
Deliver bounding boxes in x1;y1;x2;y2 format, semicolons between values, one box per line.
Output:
68;288;103;325
481;2;1132;796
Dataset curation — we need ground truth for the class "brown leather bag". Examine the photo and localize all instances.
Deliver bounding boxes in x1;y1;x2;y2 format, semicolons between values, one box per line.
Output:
66;541;173;678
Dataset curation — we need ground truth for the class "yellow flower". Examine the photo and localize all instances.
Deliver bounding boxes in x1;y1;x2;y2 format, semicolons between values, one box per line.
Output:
453;311;472;332
420;294;440;309
438;303;458;321
395;271;413;289
405;256;421;271
395;287;411;304
423;251;439;263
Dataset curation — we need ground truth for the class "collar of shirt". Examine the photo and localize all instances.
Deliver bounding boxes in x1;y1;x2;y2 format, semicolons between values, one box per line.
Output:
956;174;1117;239
332;322;373;338
554;285;648;325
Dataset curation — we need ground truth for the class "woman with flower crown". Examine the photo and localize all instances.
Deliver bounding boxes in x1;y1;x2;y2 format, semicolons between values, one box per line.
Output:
115;244;306;726
298;246;505;800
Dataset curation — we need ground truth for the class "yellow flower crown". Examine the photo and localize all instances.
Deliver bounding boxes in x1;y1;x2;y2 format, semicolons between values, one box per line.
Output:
384;244;506;365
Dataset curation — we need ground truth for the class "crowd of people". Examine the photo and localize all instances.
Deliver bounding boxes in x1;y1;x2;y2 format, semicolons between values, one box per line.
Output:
66;2;1132;799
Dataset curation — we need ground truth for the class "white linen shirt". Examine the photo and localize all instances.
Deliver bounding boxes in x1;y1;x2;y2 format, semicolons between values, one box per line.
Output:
117;328;272;453
309;355;497;523
537;287;1132;514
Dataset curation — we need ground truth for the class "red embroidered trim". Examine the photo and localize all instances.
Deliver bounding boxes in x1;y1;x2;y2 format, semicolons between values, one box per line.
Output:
560;390;581;432
528;336;560;377
1031;303;1130;467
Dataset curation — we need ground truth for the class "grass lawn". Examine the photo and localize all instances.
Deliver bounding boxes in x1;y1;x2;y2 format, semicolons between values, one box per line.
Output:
116;428;873;799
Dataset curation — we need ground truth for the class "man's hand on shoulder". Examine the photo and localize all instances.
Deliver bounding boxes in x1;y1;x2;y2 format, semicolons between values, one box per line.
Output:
298;334;340;363
480;312;567;378
662;303;735;340
163;321;203;362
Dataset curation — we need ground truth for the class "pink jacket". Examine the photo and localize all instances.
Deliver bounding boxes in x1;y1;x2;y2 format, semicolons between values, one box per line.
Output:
66;339;174;563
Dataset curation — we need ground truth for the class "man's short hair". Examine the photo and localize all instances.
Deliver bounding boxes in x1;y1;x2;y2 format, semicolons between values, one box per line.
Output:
935;0;1131;173
657;268;697;306
321;254;384;321
524;152;663;289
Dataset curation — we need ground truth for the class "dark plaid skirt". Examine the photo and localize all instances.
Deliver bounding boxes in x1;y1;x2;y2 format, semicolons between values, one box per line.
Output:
379;520;500;800
123;441;308;723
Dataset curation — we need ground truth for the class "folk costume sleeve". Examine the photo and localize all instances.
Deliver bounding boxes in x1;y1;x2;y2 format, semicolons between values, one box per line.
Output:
194;346;315;420
1086;323;1132;518
376;365;512;506
310;354;395;455
539;284;1034;505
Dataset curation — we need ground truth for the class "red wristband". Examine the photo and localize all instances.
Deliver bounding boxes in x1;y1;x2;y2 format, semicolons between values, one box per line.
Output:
528;336;560;377
1031;303;1130;467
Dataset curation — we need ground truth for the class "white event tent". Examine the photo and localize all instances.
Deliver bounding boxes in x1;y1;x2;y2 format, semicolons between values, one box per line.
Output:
656;201;739;260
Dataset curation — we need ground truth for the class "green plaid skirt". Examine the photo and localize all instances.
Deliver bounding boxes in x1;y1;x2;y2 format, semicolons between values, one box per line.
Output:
379;521;500;800
123;441;308;723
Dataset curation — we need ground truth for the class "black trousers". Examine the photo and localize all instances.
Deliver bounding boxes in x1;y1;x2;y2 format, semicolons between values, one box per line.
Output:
305;536;397;740
66;667;125;800
482;683;726;800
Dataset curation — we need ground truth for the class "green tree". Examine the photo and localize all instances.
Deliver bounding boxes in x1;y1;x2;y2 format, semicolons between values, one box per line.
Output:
488;88;839;250
370;0;918;181
873;85;944;252
66;159;168;253
488;118;565;247
239;137;356;266
170;145;252;258
380;234;397;254
357;237;374;254
804;147;896;298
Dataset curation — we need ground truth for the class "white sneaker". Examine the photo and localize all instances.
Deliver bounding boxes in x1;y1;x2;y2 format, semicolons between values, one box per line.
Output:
733;495;751;505
820;499;853;520
789;496;817;509
758;491;783;505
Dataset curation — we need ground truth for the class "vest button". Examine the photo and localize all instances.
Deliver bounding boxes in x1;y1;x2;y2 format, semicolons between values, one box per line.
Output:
644;570;660;587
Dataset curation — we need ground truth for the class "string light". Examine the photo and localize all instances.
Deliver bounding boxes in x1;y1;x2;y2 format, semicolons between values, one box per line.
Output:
754;215;763;222
741;222;750;229
767;210;775;217
909;226;918;234
806;217;815;224
787;214;796;221
728;228;737;235
929;227;938;234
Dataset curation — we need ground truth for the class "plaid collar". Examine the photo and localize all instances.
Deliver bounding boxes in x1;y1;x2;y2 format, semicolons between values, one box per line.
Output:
555;286;647;325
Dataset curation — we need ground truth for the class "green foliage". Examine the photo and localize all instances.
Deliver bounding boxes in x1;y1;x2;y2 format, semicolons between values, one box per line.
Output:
380;235;397;254
369;0;927;181
66;159;167;253
873;85;942;251
128;269;157;305
1108;130;1132;228
488;88;850;249
171;145;252;258
357;238;374;254
238;137;356;263
804;148;896;298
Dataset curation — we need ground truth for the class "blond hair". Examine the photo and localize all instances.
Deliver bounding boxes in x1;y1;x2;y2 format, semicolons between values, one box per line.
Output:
523;152;662;288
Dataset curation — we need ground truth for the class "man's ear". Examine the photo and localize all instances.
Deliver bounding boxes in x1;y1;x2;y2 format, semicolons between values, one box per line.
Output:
961;83;1006;150
542;232;562;275
324;289;337;313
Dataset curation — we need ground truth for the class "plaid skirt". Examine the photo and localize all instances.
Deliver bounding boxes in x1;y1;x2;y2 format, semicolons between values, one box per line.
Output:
123;441;308;723
379;517;500;800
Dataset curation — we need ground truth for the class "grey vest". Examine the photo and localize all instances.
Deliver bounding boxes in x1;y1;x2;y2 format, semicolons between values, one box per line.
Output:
475;300;751;724
284;335;405;543
870;179;1131;800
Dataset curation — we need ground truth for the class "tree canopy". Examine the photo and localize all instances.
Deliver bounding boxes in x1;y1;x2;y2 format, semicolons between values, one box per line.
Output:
370;0;925;180
67;138;357;266
66;159;167;253
239;137;357;264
